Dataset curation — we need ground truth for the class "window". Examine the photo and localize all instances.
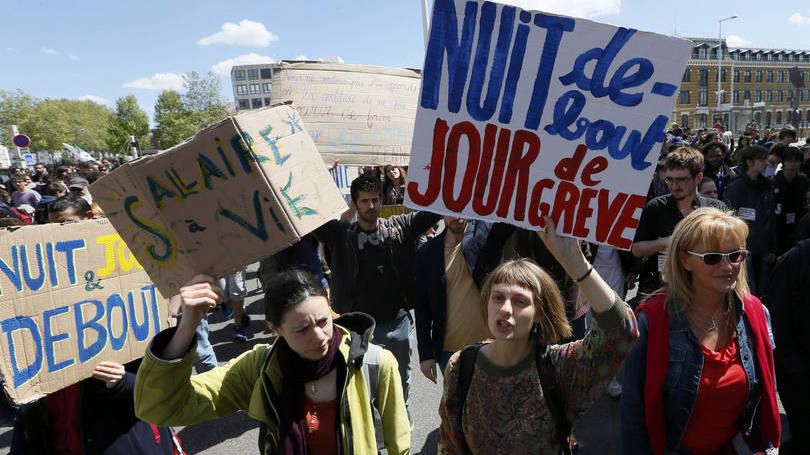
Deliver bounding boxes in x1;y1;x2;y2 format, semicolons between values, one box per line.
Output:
799;90;804;102
698;48;707;59
236;84;247;95
766;111;771;125
698;88;708;106
247;69;259;80
720;68;727;82
699;68;709;84
743;52;751;61
249;83;260;95
734;70;740;83
233;70;246;81
744;70;751;83
261;68;272;79
756;70;762;83
721;91;727;104
754;112;761;124
238;99;249;110
755;52;762;61
766;90;773;103
262;83;271;94
788;54;794;62
682;69;691;82
767;70;774;83
252;98;263;109
776;111;782;124
264;97;272;106
777;90;784;103
778;54;784;62
679;90;690;104
733;90;740;104
755;90;762;102
744;90;751;102
681;114;689;128
766;53;773;61
778;71;784;83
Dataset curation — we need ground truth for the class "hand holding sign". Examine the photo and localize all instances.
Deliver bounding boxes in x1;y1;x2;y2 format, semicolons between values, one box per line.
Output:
92;361;126;389
161;275;223;362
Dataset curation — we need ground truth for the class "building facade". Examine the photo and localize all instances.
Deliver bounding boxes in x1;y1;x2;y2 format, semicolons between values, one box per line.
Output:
675;38;810;135
230;64;279;112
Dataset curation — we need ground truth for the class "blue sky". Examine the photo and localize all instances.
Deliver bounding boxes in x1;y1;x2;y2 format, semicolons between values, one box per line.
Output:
3;0;810;124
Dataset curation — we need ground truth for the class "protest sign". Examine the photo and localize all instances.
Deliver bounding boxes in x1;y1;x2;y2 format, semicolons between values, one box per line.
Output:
91;104;347;297
0;219;168;404
404;0;691;249
270;61;421;166
379;205;411;219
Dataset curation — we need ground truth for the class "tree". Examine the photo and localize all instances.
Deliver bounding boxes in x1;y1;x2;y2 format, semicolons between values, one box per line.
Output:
0;90;37;147
19;98;114;153
153;89;195;149
182;71;234;131
108;95;149;153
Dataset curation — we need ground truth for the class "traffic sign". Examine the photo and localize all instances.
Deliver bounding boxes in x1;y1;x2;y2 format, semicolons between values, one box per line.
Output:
12;134;30;148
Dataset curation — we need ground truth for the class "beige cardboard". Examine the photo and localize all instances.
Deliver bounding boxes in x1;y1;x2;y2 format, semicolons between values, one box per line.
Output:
269;61;421;166
91;104;347;297
0;218;168;404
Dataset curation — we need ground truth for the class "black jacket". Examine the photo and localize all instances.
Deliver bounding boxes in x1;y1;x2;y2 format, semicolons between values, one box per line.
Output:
768;239;810;375
413;221;514;361
772;170;809;254
724;173;777;255
314;211;440;321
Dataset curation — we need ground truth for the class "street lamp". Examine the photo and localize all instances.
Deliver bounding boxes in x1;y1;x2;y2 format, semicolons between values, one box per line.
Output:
718;15;738;129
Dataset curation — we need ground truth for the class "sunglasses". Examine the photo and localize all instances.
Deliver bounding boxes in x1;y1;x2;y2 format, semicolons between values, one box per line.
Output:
687;250;748;265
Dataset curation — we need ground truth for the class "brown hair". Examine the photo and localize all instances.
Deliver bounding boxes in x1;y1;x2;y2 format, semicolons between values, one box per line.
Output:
662;207;749;314
665;146;704;177
479;259;572;344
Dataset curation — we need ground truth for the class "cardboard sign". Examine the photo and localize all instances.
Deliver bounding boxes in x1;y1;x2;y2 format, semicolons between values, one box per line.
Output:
404;0;691;250
91;105;347;297
270;61;421;166
0;219;168;404
379;205;411;219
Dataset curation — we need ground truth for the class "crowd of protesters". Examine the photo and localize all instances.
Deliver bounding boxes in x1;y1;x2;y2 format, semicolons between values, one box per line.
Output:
2;122;810;454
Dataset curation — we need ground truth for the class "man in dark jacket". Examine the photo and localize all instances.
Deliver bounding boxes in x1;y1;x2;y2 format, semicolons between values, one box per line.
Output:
724;145;777;297
414;218;514;381
772;146;808;255
701;141;737;200
314;174;439;414
768;239;810;454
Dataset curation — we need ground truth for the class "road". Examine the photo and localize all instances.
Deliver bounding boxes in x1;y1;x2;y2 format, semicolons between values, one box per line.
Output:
0;266;790;453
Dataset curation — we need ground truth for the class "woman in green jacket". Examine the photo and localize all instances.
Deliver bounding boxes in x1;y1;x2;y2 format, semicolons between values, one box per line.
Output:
134;269;410;455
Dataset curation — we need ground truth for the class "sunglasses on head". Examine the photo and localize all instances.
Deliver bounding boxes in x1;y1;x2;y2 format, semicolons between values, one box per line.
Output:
686;250;748;265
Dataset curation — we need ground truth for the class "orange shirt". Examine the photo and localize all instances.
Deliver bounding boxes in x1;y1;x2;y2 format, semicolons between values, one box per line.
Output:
304;396;338;454
680;337;749;455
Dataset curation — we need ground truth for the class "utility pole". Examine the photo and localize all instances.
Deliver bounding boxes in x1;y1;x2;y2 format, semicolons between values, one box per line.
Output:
717;15;738;129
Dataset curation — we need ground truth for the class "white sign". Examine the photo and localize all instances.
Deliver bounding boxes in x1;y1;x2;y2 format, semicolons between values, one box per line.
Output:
0;145;11;169
404;0;691;250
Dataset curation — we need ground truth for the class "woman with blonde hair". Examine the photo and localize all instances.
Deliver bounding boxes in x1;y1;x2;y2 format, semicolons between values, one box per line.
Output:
621;207;780;454
439;217;638;454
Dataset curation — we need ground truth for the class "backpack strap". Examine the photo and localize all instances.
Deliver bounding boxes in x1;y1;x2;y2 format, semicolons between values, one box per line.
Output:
362;343;388;455
536;345;571;455
456;342;484;443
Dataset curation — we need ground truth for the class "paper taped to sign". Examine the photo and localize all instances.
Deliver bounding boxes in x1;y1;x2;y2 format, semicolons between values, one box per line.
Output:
91;104;347;297
0;218;168;404
404;0;691;250
379;205;411;219
270;61;421;166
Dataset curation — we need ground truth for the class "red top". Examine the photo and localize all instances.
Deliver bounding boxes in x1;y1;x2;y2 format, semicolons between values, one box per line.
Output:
680;337;748;455
304;396;338;455
42;383;82;455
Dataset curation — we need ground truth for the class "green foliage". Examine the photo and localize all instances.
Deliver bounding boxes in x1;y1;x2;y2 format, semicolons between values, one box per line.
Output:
0;89;37;147
108;95;149;153
152;71;235;149
18;98;114;153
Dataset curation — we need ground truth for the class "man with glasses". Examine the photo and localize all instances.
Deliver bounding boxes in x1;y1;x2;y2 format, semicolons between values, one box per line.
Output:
631;147;727;298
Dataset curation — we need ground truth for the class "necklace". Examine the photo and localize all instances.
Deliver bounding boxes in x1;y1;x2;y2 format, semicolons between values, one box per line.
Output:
689;303;730;334
307;382;320;433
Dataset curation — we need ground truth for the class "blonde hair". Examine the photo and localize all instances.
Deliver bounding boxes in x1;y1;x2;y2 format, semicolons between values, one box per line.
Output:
661;207;749;313
479;259;572;344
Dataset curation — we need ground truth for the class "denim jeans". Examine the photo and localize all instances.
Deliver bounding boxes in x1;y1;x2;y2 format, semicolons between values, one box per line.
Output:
194;316;218;373
372;311;414;412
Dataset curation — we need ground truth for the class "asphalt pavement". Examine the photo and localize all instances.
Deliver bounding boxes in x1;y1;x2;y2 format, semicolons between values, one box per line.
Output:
0;266;791;454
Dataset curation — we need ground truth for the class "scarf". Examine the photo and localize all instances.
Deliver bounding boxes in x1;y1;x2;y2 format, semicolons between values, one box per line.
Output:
636;291;780;454
276;328;344;455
